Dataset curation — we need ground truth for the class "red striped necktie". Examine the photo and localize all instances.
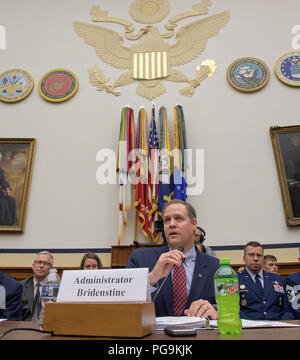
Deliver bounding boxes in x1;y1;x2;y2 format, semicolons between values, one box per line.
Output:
172;264;187;316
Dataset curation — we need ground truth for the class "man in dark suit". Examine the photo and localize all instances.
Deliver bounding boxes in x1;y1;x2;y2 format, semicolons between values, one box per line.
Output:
0;272;22;320
20;251;53;321
126;200;219;319
238;241;294;320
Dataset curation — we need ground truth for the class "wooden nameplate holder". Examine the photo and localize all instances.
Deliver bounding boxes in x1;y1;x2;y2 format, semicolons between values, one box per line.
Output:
42;302;156;338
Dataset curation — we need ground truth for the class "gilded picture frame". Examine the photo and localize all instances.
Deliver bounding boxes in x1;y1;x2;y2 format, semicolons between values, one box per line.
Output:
270;126;300;226
0;138;36;232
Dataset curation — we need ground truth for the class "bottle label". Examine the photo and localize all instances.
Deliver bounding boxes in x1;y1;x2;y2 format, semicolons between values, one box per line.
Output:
215;279;239;296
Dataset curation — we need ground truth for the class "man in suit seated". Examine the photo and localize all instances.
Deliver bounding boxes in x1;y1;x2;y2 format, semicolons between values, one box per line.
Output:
285;248;300;319
126;200;219;319
238;241;294;320
20;251;54;321
0;272;22;320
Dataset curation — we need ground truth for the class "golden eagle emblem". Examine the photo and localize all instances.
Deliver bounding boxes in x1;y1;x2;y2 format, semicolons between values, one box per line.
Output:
73;0;230;100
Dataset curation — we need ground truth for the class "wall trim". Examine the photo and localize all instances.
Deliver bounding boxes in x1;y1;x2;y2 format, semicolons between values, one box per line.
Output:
0;242;299;253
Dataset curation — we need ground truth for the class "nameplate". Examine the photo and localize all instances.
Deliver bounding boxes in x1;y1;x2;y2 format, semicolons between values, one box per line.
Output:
57;268;150;303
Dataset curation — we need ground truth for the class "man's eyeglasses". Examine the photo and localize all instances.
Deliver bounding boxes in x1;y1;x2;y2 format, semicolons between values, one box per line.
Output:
245;253;263;259
34;260;52;267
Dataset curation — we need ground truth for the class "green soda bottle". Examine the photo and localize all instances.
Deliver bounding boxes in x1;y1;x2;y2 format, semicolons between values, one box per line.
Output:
214;258;242;334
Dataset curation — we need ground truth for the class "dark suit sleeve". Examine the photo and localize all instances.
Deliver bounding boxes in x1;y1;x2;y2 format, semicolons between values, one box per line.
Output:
2;281;22;320
126;250;140;268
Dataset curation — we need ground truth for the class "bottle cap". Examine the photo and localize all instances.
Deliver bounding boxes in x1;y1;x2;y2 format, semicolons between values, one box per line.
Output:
219;258;230;265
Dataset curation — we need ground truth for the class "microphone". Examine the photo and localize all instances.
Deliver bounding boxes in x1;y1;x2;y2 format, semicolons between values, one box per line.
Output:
152;246;184;302
178;246;185;262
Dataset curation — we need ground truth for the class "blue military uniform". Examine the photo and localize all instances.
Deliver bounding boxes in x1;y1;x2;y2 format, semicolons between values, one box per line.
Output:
237;269;294;320
285;272;300;319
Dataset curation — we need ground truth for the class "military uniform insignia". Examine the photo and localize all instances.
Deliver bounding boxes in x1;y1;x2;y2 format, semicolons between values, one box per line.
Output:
273;281;284;293
73;0;230;100
241;299;247;307
227;57;269;92
275;52;300;87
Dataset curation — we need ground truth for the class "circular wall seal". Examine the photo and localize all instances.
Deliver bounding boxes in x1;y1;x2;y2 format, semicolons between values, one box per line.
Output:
38;68;78;102
275;52;300;87
227;57;269;92
0;69;34;103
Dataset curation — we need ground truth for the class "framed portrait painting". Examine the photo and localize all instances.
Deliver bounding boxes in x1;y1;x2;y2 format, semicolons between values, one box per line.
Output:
270;126;300;225
0;138;36;232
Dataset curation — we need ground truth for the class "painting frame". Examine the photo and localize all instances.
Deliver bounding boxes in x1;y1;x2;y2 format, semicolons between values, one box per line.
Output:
270;125;300;226
0;138;36;232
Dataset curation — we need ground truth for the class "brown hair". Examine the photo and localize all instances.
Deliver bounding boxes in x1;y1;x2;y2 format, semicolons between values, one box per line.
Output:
263;254;277;263
80;252;103;269
162;200;197;222
244;241;263;255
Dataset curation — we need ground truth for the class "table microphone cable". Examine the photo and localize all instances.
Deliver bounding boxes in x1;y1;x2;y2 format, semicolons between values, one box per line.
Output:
0;327;52;340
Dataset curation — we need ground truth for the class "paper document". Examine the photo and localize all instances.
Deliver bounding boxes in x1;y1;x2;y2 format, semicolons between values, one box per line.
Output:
156;316;208;330
209;319;300;329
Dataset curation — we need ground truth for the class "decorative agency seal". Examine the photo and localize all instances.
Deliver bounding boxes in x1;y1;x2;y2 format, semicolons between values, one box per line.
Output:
275;51;300;87
0;69;34;103
38;68;78;102
227;57;269;92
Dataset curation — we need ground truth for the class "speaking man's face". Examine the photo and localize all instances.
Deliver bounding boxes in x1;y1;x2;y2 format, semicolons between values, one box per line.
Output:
163;203;197;251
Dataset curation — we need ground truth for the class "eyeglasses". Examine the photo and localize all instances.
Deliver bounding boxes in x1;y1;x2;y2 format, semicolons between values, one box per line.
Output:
34;260;52;267
245;253;263;259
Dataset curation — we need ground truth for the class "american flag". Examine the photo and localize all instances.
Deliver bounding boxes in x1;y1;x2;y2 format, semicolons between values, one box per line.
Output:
148;105;159;241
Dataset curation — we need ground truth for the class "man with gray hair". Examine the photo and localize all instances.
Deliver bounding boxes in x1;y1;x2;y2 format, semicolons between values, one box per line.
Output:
20;251;54;321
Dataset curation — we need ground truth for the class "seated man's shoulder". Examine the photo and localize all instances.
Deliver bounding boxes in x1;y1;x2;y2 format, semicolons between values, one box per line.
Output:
20;276;33;286
197;250;219;268
286;271;300;284
132;245;167;257
265;271;285;283
0;272;22;291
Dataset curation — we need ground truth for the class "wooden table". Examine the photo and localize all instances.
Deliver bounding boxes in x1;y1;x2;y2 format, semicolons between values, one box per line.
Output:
1;320;300;340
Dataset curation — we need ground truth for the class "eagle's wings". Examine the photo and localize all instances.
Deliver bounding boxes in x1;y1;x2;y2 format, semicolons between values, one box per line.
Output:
73;21;131;69
169;11;230;67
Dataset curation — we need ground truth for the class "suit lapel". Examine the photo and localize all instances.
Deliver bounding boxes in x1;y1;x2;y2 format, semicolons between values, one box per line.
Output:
155;246;174;316
186;251;210;306
161;272;174;316
24;277;34;312
242;269;263;298
263;272;273;297
243;269;260;297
